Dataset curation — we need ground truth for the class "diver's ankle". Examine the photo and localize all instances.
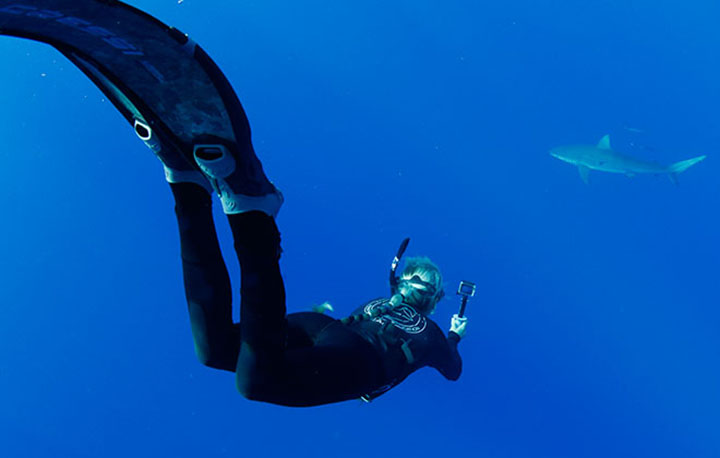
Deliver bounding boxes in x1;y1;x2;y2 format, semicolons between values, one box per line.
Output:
164;167;213;194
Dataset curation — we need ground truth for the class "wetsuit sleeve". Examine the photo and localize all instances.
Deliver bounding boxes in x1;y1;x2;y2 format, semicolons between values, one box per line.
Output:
429;329;463;381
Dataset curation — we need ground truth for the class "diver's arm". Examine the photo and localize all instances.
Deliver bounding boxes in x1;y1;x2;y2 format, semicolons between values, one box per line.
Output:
430;327;463;381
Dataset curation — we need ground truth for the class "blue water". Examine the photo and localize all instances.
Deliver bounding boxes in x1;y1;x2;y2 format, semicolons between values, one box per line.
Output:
1;1;718;456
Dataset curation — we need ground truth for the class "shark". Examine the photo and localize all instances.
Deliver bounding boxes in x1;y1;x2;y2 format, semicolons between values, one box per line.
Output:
550;135;706;185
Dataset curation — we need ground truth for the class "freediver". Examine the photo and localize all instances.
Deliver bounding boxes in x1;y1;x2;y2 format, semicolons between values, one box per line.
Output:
162;139;468;406
0;0;468;407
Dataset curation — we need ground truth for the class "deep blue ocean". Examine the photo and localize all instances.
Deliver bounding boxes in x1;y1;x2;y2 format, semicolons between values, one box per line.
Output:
1;1;718;457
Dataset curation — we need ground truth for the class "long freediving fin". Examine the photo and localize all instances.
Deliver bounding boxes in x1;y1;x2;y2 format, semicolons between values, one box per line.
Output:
0;0;258;169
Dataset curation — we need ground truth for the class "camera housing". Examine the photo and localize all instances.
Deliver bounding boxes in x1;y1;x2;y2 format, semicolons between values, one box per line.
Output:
456;280;476;298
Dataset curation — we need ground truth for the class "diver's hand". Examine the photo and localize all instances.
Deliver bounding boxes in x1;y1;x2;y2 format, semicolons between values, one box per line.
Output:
450;314;468;339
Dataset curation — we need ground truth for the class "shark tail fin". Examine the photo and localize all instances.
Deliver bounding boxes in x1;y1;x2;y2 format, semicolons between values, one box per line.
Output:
667;155;706;185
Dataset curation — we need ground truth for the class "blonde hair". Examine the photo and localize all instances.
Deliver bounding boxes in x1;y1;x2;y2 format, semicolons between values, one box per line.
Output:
400;256;445;314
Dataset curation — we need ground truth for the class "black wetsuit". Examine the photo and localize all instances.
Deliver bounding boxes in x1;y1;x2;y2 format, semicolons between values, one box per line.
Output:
0;0;462;408
347;299;462;400
172;183;462;407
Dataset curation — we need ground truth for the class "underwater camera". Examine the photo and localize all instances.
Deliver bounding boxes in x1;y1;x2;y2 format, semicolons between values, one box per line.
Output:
456;280;476;318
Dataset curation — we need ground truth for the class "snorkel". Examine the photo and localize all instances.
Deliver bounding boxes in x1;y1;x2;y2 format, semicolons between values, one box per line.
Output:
341;238;411;325
389;237;410;296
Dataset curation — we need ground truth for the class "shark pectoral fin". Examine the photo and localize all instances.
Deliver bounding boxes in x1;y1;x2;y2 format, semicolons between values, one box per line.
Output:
597;135;612;150
625;172;636;178
578;165;590;184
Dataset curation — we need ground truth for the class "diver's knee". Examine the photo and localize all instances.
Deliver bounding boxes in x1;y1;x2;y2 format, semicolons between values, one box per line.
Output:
194;344;213;366
197;354;222;370
235;378;255;400
195;347;235;372
197;353;219;369
235;371;264;401
235;358;279;401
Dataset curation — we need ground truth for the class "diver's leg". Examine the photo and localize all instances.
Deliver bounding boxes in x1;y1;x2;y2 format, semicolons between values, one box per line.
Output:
189;92;287;388
236;315;385;407
278;324;384;406
171;182;239;371
226;211;286;375
207;156;383;405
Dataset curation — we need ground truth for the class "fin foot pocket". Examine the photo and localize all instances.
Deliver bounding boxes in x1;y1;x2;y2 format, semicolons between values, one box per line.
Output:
193;144;283;217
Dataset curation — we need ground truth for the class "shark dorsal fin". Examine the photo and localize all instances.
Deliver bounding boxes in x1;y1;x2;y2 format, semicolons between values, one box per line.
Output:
597;135;611;150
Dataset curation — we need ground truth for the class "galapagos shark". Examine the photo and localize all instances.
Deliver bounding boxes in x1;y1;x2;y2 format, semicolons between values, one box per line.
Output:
550;135;706;185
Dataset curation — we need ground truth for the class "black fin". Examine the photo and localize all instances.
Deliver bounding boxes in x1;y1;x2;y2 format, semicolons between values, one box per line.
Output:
0;0;254;164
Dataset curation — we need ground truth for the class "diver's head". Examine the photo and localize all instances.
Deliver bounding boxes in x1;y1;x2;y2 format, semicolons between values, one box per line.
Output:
397;256;445;314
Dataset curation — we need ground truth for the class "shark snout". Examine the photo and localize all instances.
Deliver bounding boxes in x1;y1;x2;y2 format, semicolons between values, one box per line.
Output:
549;149;575;165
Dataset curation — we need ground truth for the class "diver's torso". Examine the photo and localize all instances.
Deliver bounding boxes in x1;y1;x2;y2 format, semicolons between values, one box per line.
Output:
347;298;445;383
